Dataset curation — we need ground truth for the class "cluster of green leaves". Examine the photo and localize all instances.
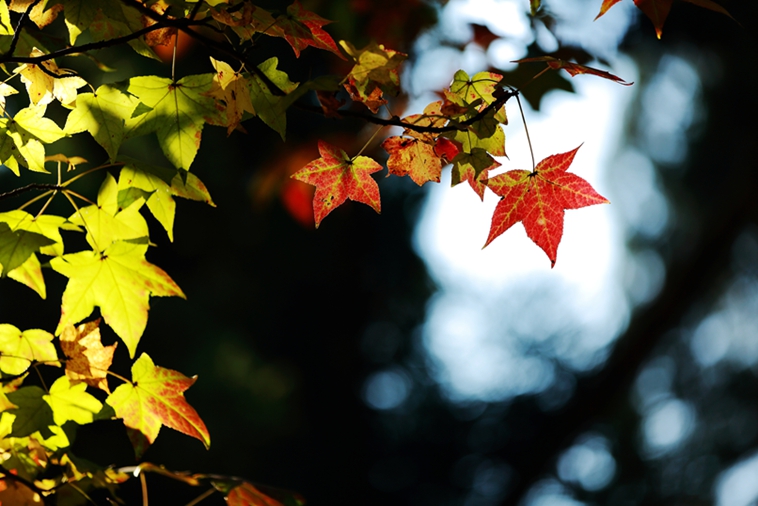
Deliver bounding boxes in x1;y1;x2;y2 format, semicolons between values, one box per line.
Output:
0;0;730;503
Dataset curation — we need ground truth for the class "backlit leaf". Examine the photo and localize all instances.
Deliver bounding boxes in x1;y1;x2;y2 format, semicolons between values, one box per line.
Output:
248;58;302;139
340;40;407;113
0;325;58;375
483;146;608;267
105;353;210;458
450;148;501;200
264;1;344;59
291;140;382;228
0;222;55;276
43;376;103;426
207;58;255;135
65;84;139;161
60;319;117;393
5;386;55;439
514;56;632;85
50;241;186;357
15;48;86;106
125;74;219;170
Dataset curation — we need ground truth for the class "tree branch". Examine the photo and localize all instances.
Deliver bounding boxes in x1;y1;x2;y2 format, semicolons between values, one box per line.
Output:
0;183;63;201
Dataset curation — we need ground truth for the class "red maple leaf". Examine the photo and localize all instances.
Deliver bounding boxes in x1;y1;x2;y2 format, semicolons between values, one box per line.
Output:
483;146;609;267
514;56;632;85
291;140;382;227
595;0;733;39
266;1;345;59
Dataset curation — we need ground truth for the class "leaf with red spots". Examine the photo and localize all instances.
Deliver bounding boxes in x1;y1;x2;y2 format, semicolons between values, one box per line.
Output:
483;146;609;267
594;0;733;38
105;353;209;459
50;241;185;358
265;1;344;59
291;141;382;228
514;56;632;85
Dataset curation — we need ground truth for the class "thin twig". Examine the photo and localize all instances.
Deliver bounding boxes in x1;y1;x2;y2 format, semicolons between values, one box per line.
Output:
185;488;216;506
7;0;42;57
0;183;63;201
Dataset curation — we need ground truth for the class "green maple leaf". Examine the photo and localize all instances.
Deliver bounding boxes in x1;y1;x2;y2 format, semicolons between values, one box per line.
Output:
0;210;78;257
50;241;186;357
0;104;66;174
62;0;98;44
125;74;219;170
249;57;303;139
105;353;210;458
88;0;156;58
43;376;103;426
117;157;216;241
68;173;149;251
0;222;55;275
450;148;501;200
450;70;505;106
65;84;139;162
291;140;382;228
0;324;58;375
6;386;55;439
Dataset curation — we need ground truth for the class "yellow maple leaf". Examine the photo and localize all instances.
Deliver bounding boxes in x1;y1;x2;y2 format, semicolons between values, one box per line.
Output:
15;49;87;106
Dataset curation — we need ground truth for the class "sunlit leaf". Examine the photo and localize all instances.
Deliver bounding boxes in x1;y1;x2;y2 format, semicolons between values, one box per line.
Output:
51;241;186;357
0;325;58;375
105;353;210;458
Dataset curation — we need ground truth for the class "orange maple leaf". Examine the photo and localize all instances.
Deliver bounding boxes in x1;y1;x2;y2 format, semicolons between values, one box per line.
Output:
291;141;382;228
483;146;609;267
514;56;632;85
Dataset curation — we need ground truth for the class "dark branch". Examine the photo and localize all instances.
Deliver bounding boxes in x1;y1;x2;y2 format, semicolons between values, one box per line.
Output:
0;183;63;201
7;0;41;58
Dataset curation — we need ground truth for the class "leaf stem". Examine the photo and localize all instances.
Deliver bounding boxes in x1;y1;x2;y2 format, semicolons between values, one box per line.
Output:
515;92;536;172
62;190;100;252
63;163;123;186
354;125;385;158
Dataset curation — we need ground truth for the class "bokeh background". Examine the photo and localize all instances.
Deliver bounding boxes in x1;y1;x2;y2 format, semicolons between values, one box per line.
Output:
2;0;757;504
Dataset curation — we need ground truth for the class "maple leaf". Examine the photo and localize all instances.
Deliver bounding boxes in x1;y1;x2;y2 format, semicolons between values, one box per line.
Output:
9;0;63;29
381;101;457;186
248;58;304;139
0;104;67;174
340;40;407;113
125;73;219;171
0;82;18;109
264;1;344;59
291;140;382;228
105;353;210;458
60;319;117;393
43;376;103;426
15;48;87;106
50;241;185;357
514;56;632;85
5;386;55;438
225;482;286;506
88;0;157;59
0;325;58;376
483;146;609;267
595;0;733;38
64;84;140;162
207;58;256;135
450;148;501;200
0;222;55;276
117;157;215;241
67;173;149;251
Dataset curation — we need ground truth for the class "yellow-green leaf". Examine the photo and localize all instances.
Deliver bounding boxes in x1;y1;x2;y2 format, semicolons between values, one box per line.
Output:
0;222;55;276
0;325;58;376
43;376;103;426
50;241;186;357
125;74;219;170
65;84;139;161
